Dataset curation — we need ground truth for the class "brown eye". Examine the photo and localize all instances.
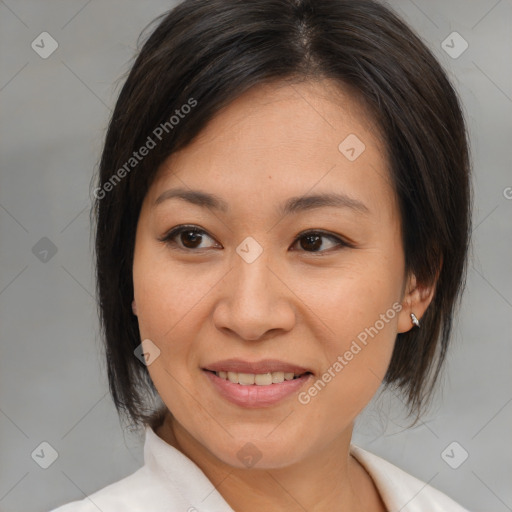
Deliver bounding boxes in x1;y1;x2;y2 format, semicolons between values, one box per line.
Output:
292;231;351;254
179;229;204;249
299;233;323;251
159;226;352;254
159;226;218;251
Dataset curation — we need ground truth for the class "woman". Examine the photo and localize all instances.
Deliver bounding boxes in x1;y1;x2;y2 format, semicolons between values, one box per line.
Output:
51;0;472;510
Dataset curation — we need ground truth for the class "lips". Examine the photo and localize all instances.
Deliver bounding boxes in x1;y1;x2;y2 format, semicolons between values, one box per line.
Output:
203;369;313;408
202;358;314;407
203;358;312;376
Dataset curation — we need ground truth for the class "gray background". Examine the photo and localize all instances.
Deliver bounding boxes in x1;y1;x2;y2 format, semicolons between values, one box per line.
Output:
0;1;511;511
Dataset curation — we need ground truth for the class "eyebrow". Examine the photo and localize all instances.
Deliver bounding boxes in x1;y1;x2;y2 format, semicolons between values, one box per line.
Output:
154;187;370;215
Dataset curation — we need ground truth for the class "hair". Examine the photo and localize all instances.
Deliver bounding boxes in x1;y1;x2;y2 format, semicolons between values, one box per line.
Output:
92;0;472;429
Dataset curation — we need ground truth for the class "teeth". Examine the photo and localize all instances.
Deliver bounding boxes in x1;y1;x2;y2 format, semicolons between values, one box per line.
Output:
238;373;255;385
272;371;284;383
255;373;273;385
215;370;305;385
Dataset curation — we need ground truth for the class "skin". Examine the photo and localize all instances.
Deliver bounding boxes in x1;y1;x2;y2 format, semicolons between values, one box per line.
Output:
132;79;435;512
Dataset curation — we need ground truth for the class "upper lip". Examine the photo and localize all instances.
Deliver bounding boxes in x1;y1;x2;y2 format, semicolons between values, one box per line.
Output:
203;358;312;375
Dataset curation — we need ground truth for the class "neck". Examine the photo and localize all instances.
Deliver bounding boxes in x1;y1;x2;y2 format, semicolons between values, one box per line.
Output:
155;411;386;512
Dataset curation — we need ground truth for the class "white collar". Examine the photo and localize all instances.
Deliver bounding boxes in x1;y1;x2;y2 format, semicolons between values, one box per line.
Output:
143;426;468;512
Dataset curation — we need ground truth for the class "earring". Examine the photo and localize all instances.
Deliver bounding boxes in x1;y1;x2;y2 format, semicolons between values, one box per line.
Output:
410;312;420;328
132;300;137;315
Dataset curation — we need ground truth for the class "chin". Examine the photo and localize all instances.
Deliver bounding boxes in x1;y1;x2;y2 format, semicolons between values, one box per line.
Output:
203;431;309;470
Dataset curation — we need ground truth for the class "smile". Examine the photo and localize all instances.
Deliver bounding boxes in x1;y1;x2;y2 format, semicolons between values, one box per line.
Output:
203;367;313;408
212;370;307;385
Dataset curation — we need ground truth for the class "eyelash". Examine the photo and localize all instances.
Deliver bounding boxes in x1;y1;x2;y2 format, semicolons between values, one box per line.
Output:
158;225;355;255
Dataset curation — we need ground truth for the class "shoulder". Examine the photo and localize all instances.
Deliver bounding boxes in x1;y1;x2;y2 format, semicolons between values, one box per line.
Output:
350;445;471;512
48;465;188;512
49;424;234;512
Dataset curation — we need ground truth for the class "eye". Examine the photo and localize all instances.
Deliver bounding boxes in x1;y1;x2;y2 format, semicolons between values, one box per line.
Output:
290;230;353;254
159;225;353;254
158;225;219;251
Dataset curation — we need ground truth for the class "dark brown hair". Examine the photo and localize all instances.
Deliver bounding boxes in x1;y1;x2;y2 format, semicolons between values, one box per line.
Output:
92;0;472;429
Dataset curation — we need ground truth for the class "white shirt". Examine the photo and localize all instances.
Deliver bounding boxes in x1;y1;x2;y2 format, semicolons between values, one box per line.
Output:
50;426;470;512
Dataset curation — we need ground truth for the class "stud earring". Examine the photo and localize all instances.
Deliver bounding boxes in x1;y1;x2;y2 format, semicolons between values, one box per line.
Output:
410;312;420;328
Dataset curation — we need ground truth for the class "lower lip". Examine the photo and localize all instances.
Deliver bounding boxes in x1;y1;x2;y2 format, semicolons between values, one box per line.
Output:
203;370;313;408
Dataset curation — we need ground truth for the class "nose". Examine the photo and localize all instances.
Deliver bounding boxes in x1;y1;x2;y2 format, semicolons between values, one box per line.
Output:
212;251;296;342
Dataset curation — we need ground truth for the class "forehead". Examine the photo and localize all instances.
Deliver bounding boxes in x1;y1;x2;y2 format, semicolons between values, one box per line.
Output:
146;79;396;221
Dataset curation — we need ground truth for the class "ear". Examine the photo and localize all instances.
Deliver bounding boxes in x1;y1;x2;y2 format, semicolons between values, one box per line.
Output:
397;273;436;333
132;300;138;316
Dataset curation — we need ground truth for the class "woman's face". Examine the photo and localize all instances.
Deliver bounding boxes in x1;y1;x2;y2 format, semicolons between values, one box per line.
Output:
133;79;414;468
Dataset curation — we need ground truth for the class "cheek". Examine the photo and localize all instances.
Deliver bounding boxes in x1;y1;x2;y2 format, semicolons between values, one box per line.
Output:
296;258;402;406
296;255;402;343
133;237;213;342
132;252;207;416
297;302;399;433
